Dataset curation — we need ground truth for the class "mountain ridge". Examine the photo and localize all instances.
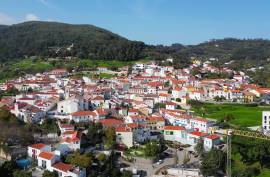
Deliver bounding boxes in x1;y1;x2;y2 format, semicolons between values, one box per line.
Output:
0;21;270;68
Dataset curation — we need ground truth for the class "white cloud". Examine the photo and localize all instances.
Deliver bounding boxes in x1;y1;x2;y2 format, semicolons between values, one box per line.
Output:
25;13;39;21
0;12;15;25
37;0;57;9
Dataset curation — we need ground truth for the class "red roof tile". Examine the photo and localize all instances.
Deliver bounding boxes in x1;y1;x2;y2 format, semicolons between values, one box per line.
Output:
115;126;132;132
189;131;208;137
29;143;46;149
38;152;54;160
52;162;73;172
71;111;97;116
206;134;220;140
100;119;123;127
164;125;185;131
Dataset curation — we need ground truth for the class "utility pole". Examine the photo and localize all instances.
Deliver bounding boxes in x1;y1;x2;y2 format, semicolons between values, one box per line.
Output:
227;130;232;177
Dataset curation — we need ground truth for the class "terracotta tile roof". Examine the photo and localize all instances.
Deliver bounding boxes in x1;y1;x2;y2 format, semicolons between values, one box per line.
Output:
166;101;177;106
128;108;138;113
51;68;67;73
159;93;169;97
206;134;220;140
71;111;97;116
29;143;46;149
52;162;73;172
189;131;208;137
38;151;54;160
126;123;139;128
164;125;185;131
147;116;165;122
92;96;104;100
115;126;132;132
60;124;74;129
100;119;123;127
96;108;107;115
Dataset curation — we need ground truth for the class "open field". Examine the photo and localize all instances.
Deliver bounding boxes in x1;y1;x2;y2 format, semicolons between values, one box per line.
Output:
192;103;270;127
0;58;150;82
257;169;270;177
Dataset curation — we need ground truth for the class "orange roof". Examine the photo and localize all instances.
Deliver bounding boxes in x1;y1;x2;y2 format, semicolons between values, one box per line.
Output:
100;119;123;127
38;152;54;160
147;116;165;122
51;68;67;73
60;124;74;129
96;108;107;115
159;93;169;97
128;108;138;113
206;134;220;140
174;87;182;91
166;101;177;106
115;126;132;132
71;111;97;116
29;143;46;149
164;125;185;131
189;131;208;137
52;162;73;172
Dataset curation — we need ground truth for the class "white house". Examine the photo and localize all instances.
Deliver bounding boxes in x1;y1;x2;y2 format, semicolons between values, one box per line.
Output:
37;151;60;170
166;102;177;110
28;143;51;159
60;131;81;151
189;117;212;132
163;126;187;144
59;124;75;134
262;111;270;134
70;111;97;123
187;131;208;147
203;134;222;151
52;162;86;177
57;97;87;114
115;126;133;148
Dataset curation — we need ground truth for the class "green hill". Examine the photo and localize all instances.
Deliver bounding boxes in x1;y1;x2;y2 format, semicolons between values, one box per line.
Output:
0;21;146;61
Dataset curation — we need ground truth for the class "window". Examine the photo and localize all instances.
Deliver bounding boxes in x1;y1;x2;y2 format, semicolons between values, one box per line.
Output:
42;160;46;168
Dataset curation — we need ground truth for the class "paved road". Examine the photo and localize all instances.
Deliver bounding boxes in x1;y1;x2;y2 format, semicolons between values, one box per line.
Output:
118;148;199;177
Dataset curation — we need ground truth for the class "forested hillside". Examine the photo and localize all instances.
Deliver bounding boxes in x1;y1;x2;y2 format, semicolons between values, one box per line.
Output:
0;21;270;69
0;21;146;61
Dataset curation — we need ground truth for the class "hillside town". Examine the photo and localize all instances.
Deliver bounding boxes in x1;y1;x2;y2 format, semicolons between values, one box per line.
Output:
0;58;270;177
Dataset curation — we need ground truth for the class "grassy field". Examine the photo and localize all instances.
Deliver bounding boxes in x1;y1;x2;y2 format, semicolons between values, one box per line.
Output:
257;169;270;177
0;58;150;82
192;103;270;127
12;59;53;73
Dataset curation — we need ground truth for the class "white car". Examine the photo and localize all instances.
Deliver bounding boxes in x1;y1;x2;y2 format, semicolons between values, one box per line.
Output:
156;160;163;165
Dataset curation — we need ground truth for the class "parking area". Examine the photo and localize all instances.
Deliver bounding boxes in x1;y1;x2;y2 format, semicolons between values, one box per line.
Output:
31;167;44;177
118;147;199;177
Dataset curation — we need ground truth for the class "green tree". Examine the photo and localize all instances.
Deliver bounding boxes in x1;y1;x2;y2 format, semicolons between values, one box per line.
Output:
65;151;93;168
195;138;204;157
0;161;17;177
103;128;116;149
121;170;133;177
13;170;32;177
144;141;163;158
200;149;226;176
223;113;235;122
42;170;58;177
97;153;107;162
87;122;103;145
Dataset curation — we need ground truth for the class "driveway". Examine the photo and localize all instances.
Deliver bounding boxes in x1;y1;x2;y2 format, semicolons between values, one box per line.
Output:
118;147;200;177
